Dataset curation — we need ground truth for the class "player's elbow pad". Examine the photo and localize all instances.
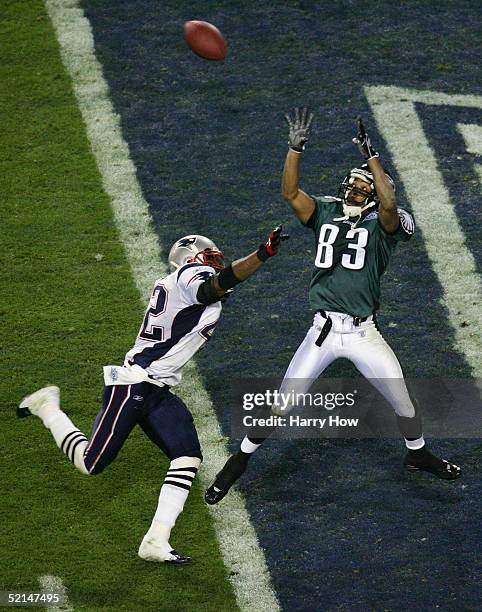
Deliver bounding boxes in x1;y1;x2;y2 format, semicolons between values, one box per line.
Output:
197;265;241;305
197;278;223;305
217;264;242;290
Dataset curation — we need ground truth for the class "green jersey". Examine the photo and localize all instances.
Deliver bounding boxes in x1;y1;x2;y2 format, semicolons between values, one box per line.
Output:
304;196;414;317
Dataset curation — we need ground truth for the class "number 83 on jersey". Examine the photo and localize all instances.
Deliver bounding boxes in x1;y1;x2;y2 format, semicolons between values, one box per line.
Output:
315;224;368;270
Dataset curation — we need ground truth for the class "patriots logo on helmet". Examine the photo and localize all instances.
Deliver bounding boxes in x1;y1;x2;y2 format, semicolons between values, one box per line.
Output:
188;271;213;285
177;237;197;248
169;234;223;272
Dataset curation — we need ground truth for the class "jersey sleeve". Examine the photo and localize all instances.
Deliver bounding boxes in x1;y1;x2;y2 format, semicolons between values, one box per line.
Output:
380;208;415;242
176;264;216;305
303;197;321;228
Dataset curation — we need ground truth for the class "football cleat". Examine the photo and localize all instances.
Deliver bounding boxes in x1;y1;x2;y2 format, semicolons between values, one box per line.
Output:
138;539;192;564
165;549;192;565
17;386;60;419
204;452;251;505
404;448;461;480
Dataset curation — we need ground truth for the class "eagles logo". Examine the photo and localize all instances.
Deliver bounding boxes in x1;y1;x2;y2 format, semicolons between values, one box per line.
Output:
398;209;415;235
177;237;197;248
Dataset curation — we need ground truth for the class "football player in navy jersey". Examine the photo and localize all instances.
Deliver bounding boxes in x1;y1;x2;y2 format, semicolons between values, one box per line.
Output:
205;110;461;506
18;226;287;564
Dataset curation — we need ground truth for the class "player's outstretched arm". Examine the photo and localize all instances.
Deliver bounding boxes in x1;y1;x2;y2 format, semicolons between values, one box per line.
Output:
282;107;316;224
197;226;289;304
353;117;399;233
368;157;399;232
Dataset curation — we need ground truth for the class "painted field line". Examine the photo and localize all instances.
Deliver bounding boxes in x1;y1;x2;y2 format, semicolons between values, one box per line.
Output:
38;575;73;612
457;124;482;224
44;1;279;610
365;85;482;376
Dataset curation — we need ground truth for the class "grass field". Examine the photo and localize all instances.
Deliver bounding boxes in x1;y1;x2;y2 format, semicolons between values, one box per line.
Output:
1;2;238;610
2;0;481;610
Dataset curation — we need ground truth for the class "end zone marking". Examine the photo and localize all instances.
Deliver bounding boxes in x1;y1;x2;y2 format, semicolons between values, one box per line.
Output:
457;123;482;203
456;122;482;156
365;85;482;376
44;1;280;610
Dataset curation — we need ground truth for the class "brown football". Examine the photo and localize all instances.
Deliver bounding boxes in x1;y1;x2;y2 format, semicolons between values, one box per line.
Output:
183;20;227;61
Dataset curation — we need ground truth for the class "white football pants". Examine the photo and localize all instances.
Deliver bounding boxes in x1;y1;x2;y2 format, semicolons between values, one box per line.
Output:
277;311;416;418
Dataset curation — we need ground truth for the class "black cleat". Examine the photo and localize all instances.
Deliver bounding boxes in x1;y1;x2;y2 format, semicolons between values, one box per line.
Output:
205;452;251;505
17;406;32;418
404;448;461;480
165;549;192;565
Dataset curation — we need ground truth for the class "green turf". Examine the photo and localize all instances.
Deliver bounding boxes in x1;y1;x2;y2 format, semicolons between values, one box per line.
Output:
0;2;238;610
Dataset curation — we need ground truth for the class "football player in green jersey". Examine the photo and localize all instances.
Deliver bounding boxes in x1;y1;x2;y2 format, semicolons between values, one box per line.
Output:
205;109;461;506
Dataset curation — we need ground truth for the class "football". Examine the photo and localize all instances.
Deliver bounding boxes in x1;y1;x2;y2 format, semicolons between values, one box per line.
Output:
183;20;227;61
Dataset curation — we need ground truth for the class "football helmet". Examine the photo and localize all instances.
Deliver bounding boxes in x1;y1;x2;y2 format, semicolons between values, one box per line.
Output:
337;164;395;219
168;235;224;272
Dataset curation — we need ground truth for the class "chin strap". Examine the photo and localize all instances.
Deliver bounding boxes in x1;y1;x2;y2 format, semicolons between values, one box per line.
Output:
333;200;376;225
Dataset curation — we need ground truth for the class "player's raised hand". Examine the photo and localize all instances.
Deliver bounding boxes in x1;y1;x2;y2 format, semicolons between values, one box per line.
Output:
285;107;314;153
257;225;290;261
352;116;379;160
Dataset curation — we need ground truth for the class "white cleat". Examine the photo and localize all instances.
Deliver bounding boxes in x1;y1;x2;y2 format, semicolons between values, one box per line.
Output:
17;386;60;419
138;537;192;565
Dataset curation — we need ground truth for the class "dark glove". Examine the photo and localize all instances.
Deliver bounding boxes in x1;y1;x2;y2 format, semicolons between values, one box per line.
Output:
285;107;314;153
257;225;289;262
352;116;379;160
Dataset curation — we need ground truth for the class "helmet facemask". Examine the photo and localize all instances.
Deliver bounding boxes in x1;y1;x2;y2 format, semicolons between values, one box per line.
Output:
189;248;225;270
338;167;377;218
335;164;395;224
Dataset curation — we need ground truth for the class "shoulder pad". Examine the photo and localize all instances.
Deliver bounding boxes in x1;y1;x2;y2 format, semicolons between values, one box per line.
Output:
187;270;214;286
177;263;214;283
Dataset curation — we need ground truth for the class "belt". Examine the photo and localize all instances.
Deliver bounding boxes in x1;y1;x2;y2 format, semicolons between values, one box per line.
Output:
147;376;170;390
318;310;370;327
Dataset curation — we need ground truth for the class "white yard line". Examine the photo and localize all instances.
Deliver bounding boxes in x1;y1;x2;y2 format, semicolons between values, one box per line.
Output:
38;575;73;612
44;1;279;610
365;85;482;376
456;123;482;220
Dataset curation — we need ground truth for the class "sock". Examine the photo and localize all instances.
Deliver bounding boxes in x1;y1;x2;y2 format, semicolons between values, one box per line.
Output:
43;410;89;475
405;436;425;451
139;522;172;558
240;436;264;454
145;456;201;547
396;415;425;450
396;414;423;439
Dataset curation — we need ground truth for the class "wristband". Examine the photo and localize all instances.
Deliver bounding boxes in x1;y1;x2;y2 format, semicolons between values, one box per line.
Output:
256;245;270;262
